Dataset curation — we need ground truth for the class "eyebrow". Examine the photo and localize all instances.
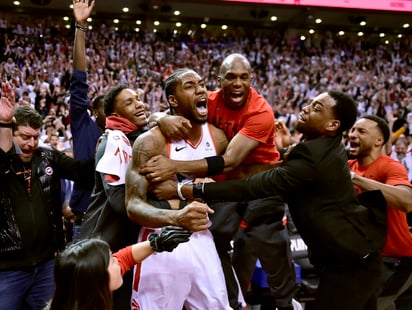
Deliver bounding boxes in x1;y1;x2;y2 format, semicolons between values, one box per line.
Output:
182;78;204;86
313;100;324;106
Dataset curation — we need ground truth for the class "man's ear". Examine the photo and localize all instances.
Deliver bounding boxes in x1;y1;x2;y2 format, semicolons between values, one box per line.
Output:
375;135;385;147
326;120;341;132
168;95;177;109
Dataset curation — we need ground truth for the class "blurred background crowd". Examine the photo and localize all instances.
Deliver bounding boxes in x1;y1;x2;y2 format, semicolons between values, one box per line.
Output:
1;13;411;158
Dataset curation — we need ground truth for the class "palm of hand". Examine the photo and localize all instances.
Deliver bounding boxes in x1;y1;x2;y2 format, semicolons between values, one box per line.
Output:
0;82;15;122
73;0;94;22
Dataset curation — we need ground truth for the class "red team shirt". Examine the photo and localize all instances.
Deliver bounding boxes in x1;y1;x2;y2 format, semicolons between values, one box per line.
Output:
348;155;412;257
113;245;136;276
207;87;279;165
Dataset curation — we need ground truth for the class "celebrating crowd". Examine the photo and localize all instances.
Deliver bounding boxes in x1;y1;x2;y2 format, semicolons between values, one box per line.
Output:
1;0;412;309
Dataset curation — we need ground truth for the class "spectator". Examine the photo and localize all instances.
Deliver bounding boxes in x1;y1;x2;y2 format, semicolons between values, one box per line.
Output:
391;137;412;182
0;81;95;310
68;0;102;242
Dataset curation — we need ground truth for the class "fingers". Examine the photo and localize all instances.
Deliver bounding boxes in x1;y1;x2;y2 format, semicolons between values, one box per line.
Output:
1;81;14;103
206;206;215;214
187;201;214;214
182;119;192;129
189;223;210;232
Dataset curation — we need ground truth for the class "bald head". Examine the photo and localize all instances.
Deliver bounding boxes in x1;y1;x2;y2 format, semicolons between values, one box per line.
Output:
219;53;251;78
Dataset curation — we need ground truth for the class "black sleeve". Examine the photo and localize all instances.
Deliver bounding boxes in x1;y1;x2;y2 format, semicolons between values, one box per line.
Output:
57;150;95;187
106;185;127;215
203;142;317;203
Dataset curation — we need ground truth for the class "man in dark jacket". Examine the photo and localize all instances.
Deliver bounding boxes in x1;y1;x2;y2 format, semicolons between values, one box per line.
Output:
178;90;387;310
0;82;94;310
68;0;102;242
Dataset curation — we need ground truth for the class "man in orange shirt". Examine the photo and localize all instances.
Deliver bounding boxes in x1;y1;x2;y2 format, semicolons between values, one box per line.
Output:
348;114;412;310
141;54;297;310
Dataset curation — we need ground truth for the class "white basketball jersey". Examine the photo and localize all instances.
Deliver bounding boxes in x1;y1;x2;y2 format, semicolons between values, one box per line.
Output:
168;123;218;183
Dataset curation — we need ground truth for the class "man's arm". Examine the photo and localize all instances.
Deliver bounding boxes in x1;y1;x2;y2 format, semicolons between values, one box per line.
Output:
69;0;102;214
125;129;213;231
352;174;412;212
0;81;15;153
72;0;91;72
141;131;260;183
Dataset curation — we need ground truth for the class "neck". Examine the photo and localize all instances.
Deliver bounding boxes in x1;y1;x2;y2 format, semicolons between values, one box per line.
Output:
357;148;382;166
186;122;203;145
397;154;406;160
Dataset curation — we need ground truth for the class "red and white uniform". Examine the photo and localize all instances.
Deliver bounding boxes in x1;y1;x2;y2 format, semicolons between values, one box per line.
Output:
131;123;230;310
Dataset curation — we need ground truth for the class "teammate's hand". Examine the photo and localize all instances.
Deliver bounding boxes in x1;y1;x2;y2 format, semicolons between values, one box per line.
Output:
157;114;192;140
148;226;192;252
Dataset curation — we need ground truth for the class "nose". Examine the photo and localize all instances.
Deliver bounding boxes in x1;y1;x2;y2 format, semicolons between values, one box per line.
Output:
348;129;356;139
195;83;206;94
233;77;242;87
302;105;309;113
135;99;145;109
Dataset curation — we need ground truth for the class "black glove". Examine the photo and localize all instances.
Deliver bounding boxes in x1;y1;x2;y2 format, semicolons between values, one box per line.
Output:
148;226;192;252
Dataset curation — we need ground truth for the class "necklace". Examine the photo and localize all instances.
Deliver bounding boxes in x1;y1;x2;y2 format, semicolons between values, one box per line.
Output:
14;162;32;196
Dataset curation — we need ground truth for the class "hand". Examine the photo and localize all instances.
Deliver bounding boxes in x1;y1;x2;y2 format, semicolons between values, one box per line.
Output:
73;0;95;25
194;177;215;184
175;201;214;232
148;226;192;252
158;115;192;140
0;81;15;123
141;155;176;182
275;119;292;148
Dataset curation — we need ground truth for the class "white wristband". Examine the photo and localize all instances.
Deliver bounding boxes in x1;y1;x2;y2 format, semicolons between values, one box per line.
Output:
350;172;356;180
177;182;186;201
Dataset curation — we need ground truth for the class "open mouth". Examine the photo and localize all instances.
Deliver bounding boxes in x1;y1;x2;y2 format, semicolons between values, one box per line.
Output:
135;111;146;118
196;99;208;115
349;141;360;151
231;92;243;100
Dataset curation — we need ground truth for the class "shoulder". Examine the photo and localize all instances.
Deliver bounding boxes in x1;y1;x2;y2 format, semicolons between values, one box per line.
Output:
376;154;404;169
133;127;167;151
38;146;59;160
246;88;274;117
207;89;221;100
208;123;228;150
248;87;269;105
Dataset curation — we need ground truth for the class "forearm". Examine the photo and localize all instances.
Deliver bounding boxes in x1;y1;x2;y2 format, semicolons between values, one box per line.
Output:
73;28;86;71
183;178;250;202
175;158;208;177
353;174;412;212
127;199;179;228
0;127;13;153
131;241;154;262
